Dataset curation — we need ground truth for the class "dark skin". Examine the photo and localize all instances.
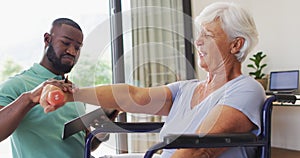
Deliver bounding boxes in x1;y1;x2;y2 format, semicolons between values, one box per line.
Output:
0;23;83;141
42;24;83;76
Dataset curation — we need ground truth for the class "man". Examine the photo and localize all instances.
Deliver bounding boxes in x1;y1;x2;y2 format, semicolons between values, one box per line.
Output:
0;18;87;157
38;2;265;158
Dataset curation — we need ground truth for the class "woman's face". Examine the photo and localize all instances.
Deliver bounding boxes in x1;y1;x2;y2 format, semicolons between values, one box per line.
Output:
194;19;232;73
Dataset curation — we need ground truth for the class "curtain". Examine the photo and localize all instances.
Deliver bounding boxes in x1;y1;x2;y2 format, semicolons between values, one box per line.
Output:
125;0;188;153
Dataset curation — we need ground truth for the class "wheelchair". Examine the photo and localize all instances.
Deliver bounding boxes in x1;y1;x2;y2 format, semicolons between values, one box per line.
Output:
63;94;297;158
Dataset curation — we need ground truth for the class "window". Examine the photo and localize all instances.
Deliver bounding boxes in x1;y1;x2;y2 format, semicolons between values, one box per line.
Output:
0;0;194;156
0;0;113;157
110;0;194;153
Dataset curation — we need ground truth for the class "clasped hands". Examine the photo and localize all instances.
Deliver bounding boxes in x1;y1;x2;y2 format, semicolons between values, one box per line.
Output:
31;79;77;113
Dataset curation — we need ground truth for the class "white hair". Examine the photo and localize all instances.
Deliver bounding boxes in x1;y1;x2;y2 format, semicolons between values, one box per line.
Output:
195;2;258;62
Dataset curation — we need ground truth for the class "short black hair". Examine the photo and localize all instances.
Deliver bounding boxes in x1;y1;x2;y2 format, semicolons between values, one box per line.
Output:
52;18;82;32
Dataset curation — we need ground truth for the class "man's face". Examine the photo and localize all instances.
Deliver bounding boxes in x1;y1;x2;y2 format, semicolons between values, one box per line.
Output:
46;42;73;73
46;24;83;73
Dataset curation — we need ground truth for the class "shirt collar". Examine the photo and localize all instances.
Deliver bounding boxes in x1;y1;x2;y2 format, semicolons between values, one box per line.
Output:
31;63;64;80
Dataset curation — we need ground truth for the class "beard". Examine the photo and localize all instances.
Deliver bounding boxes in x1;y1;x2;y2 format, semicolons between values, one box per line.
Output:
46;43;74;73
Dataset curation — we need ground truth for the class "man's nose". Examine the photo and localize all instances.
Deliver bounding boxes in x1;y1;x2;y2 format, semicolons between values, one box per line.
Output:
66;45;77;55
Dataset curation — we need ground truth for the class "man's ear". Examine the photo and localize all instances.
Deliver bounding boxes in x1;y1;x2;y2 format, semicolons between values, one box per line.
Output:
44;33;51;45
230;37;245;54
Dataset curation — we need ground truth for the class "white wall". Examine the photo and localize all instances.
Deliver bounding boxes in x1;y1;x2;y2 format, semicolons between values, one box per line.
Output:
191;0;300;151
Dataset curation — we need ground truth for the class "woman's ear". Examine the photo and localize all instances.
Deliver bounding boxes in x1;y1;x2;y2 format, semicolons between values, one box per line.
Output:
44;33;51;45
230;37;245;54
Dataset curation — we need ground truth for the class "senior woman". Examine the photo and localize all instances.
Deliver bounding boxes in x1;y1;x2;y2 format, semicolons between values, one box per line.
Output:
35;2;265;158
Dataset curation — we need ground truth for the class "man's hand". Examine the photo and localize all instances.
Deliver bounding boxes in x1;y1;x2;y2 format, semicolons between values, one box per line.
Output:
40;84;66;113
32;79;76;113
28;79;63;107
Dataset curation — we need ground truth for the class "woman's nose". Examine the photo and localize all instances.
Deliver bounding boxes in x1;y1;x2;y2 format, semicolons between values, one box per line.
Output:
194;38;204;51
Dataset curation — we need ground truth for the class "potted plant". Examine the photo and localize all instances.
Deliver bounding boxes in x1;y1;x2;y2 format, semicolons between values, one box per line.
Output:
247;51;268;89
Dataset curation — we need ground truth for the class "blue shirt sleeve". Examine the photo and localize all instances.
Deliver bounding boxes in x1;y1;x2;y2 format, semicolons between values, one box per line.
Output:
220;76;266;135
166;81;181;102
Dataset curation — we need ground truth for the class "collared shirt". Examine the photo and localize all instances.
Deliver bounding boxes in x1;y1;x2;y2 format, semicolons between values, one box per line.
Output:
0;63;86;158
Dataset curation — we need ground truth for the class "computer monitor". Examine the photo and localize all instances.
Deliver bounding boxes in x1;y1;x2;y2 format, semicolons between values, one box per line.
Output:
269;70;299;92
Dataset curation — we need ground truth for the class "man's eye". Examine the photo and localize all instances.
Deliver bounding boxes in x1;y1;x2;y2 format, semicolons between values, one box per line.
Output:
75;46;81;51
62;41;70;46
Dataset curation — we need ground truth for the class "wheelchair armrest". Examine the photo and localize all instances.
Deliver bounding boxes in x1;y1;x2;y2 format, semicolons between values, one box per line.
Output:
145;133;260;158
62;108;119;139
91;122;164;133
162;133;258;149
85;122;164;158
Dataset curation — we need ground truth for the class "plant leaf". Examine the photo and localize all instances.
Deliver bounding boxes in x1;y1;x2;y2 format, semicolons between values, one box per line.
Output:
247;64;255;69
261;64;267;69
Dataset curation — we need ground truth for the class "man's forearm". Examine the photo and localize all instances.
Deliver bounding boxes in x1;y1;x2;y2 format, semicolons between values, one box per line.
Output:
0;93;36;141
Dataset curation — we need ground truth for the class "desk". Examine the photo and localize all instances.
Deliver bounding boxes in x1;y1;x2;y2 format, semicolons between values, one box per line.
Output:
271;100;300;151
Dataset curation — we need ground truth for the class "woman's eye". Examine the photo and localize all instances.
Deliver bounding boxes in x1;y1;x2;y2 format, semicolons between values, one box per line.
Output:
198;31;213;38
204;32;213;37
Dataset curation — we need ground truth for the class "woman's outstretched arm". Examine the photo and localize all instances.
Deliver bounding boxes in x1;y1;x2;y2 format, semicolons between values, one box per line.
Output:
43;83;173;116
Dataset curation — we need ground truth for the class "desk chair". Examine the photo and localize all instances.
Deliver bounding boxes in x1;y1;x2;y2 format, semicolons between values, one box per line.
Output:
64;94;296;158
